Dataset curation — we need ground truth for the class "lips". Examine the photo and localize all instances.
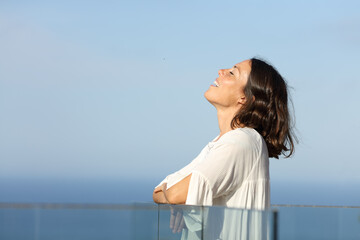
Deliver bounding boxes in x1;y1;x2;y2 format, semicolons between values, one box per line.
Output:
213;80;219;87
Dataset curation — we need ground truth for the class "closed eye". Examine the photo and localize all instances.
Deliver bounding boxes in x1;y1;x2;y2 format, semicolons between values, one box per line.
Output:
230;71;234;75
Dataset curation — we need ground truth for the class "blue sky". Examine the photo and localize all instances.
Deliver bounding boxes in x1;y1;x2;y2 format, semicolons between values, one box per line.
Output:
1;0;360;190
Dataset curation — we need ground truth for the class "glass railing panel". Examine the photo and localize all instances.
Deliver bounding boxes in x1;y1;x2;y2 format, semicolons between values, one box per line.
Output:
202;206;274;240
0;207;39;240
338;207;360;240
38;206;132;240
0;203;134;240
2;203;359;240
273;206;360;240
158;204;275;240
131;203;158;240
159;204;204;240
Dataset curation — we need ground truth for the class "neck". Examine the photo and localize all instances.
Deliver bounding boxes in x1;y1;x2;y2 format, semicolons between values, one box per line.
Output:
216;107;239;140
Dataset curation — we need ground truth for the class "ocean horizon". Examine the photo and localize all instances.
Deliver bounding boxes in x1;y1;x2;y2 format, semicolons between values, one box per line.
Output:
0;177;359;206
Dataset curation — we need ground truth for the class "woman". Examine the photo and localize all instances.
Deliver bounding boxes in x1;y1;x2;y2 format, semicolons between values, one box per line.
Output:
153;58;295;210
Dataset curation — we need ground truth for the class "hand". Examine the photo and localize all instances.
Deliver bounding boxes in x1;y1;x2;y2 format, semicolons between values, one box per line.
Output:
154;184;164;194
153;183;168;204
170;205;185;233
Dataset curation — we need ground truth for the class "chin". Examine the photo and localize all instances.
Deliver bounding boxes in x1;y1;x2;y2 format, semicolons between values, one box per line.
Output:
204;89;211;100
204;89;216;105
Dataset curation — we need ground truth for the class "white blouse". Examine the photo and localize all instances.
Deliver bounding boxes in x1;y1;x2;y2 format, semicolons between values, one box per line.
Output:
155;127;270;210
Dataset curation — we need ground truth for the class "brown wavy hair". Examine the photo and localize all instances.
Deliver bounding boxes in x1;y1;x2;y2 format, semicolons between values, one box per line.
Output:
231;58;296;158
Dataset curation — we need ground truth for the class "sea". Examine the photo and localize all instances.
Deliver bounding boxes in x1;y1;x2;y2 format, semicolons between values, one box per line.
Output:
0;178;359;206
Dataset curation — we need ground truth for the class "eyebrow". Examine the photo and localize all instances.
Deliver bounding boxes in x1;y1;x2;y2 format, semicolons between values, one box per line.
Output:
233;65;240;73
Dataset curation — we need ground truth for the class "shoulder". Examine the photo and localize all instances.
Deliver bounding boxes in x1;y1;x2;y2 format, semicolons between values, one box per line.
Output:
216;128;264;151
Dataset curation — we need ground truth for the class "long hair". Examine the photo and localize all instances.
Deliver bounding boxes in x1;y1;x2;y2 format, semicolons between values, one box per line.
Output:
231;58;296;158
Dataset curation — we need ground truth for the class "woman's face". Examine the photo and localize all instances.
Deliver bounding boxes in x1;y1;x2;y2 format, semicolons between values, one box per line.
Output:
204;59;251;110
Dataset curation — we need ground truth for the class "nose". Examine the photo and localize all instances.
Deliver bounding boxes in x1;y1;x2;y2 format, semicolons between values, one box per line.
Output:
218;69;225;76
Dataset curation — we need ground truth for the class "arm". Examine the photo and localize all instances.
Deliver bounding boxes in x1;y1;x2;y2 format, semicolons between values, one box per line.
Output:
165;174;192;204
152;174;192;205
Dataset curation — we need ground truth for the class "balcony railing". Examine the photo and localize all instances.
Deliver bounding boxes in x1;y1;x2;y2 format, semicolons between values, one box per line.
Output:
1;203;359;239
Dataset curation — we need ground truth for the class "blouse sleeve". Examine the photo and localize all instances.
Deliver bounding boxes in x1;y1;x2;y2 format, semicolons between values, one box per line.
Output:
154;145;209;190
186;142;254;205
185;171;213;205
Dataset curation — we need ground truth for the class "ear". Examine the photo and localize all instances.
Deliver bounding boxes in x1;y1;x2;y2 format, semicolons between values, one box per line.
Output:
238;95;255;105
238;95;247;105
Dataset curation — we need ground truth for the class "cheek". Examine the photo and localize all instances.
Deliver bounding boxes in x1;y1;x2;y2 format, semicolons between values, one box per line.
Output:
219;87;242;104
226;84;243;96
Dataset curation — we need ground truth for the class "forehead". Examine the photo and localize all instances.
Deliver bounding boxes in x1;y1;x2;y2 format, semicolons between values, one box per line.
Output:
234;59;251;74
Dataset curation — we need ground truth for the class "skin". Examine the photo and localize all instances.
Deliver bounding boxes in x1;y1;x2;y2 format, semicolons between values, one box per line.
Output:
153;59;252;205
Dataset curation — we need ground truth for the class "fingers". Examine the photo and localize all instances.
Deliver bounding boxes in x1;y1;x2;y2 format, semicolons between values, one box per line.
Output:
173;211;183;233
179;218;185;232
174;215;185;233
154;183;166;193
172;211;181;233
169;208;175;229
169;206;184;233
154;187;162;193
